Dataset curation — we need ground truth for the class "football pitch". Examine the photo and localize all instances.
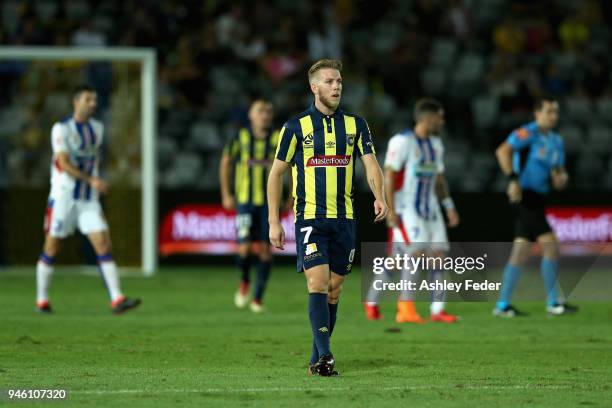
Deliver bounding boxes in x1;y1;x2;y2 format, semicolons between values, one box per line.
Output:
1;266;611;407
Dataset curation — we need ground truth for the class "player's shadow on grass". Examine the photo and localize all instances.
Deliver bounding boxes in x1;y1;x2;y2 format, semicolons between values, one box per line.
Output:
347;358;424;369
15;335;42;345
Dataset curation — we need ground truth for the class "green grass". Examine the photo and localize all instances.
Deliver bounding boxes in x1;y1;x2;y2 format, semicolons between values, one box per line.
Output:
1;266;611;407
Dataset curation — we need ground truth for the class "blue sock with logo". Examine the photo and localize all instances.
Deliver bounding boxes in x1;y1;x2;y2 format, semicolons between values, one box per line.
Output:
308;293;330;358
541;258;559;306
253;261;271;302
496;263;522;310
309;302;339;365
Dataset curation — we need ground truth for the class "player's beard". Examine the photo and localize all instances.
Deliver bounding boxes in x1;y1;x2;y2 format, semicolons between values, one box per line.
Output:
319;93;340;112
430;122;443;135
76;106;95;121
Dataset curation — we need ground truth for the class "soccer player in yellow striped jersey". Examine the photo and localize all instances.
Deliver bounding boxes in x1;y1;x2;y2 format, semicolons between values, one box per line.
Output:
220;99;288;313
267;59;388;376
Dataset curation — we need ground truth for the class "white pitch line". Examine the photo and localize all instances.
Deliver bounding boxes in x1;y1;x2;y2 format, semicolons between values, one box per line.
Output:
0;266;145;277
72;384;577;395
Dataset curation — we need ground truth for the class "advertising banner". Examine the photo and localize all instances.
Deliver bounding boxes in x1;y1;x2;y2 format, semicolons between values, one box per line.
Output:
159;205;296;256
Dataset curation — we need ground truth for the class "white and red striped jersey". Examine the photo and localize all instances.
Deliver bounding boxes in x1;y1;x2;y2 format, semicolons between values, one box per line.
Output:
384;130;444;219
50;117;104;201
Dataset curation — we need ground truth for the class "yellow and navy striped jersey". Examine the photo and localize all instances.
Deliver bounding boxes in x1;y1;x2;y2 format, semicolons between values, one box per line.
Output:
275;104;376;221
224;127;280;206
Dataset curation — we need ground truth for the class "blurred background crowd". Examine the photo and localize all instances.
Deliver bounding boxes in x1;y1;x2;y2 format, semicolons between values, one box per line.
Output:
1;0;612;193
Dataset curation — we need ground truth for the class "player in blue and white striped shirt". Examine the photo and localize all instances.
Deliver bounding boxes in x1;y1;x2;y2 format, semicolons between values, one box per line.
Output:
36;85;140;315
365;98;460;323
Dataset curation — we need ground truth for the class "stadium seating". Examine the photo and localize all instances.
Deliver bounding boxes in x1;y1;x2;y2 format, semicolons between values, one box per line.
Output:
586;125;612;154
564;96;592;125
558;125;583;154
420;68;447;97
430;38;458;69
471;95;500;129
1;0;611;192
596;97;612;125
188;121;222;152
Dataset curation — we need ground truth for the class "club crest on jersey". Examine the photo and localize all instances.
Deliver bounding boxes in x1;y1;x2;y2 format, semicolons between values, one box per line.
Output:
538;147;546;158
303;132;314;147
346;133;355;146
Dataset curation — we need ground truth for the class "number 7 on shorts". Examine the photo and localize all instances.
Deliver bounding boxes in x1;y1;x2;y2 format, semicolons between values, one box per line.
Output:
300;226;313;244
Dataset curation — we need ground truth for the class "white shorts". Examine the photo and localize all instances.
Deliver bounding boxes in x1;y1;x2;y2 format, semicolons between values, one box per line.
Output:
390;209;449;254
44;195;108;238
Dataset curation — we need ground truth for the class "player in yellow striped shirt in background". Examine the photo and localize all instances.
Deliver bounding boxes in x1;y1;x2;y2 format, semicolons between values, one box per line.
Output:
220;99;290;313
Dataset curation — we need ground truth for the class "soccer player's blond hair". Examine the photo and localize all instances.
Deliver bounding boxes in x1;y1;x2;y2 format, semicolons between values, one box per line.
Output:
308;59;343;84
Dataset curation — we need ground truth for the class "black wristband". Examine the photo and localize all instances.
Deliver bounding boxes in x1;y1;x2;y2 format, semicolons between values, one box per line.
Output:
507;172;519;181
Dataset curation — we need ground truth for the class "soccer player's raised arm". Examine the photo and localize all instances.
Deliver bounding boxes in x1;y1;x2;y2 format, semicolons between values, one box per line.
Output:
361;153;388;222
267;159;290;249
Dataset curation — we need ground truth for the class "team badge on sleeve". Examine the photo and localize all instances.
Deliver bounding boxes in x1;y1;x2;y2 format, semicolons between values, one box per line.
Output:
303;133;314;147
516;128;530;139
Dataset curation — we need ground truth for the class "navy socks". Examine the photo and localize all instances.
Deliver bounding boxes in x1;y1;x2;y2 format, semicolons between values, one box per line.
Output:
309;301;338;364
308;293;331;359
253;261;271;302
237;256;251;284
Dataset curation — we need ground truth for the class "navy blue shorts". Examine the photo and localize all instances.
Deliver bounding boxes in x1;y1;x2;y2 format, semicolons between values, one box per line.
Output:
295;218;356;275
236;204;268;243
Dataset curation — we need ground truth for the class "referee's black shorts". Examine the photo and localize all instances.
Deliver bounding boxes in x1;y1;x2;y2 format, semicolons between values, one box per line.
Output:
513;190;553;241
